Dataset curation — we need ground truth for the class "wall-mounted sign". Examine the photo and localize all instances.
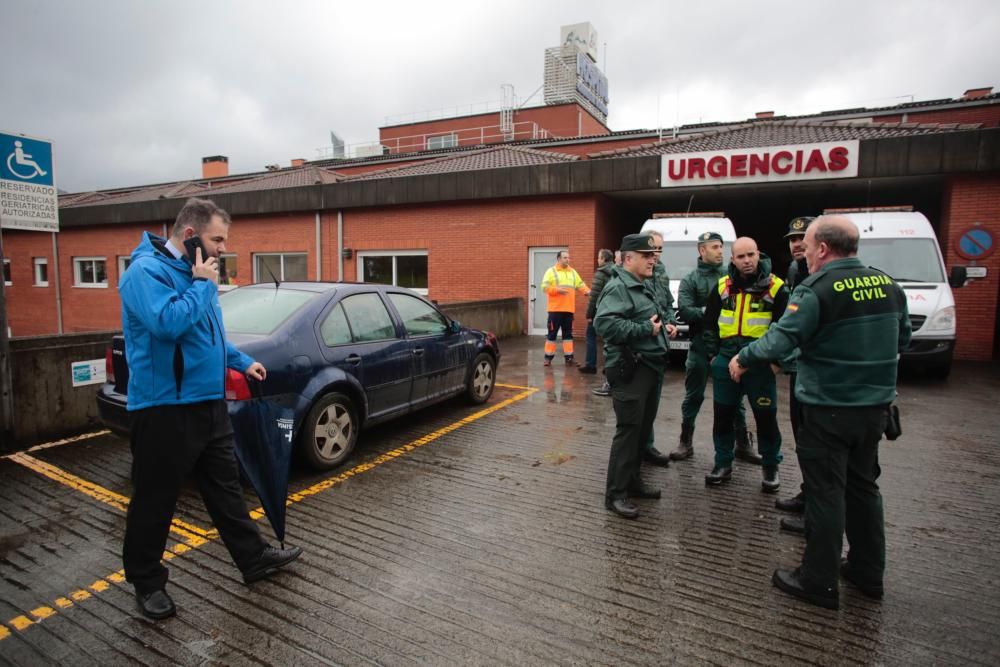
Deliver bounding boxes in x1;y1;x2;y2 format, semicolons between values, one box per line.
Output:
576;53;609;116
660;140;860;188
0;131;59;232
965;266;988;279
71;359;106;387
955;227;994;261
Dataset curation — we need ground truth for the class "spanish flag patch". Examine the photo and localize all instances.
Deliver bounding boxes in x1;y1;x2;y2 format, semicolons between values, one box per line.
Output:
787;303;799;313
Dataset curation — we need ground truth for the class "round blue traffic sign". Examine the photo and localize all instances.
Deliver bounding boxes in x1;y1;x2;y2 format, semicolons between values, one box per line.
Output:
956;227;994;261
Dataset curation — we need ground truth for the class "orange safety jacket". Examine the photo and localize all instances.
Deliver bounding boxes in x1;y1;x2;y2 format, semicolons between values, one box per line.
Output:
542;264;590;313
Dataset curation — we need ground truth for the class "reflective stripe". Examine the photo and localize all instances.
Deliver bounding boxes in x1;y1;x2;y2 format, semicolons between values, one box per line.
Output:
746;317;772;326
562;341;574;354
718;315;735;325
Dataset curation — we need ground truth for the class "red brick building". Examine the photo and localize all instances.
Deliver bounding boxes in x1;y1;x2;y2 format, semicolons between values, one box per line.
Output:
2;88;999;362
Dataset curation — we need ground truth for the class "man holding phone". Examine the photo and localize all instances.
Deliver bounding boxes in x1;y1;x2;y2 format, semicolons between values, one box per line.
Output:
119;197;302;620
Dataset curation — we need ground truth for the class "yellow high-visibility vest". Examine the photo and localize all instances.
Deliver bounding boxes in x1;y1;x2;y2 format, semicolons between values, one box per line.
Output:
717;275;785;339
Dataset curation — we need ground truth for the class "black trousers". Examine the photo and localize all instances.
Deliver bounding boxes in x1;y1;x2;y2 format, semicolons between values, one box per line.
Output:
798;404;886;589
123;400;266;594
790;372;805;497
605;363;662;501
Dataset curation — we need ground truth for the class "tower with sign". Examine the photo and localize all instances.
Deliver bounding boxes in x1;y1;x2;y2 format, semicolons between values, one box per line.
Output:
543;23;609;124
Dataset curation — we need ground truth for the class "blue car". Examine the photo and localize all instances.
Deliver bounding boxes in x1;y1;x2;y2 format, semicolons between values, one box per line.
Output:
97;282;500;470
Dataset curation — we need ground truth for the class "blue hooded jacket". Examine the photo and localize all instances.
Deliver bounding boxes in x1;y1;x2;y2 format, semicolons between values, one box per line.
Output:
119;232;254;411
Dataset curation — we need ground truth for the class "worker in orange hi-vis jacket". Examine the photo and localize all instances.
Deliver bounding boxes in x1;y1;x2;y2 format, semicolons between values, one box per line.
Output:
541;250;590;367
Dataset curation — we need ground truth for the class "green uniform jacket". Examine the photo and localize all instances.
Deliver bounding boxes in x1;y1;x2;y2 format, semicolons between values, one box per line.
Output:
650;261;678;325
703;253;789;360
782;257;810;373
594;266;670;371
585;262;615;320
738;257;913;406
678;258;727;354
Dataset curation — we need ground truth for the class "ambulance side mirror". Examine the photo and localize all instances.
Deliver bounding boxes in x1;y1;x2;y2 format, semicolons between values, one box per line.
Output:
948;266;967;289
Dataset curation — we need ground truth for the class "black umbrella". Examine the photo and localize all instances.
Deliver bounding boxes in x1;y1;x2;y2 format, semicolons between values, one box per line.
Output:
230;382;295;546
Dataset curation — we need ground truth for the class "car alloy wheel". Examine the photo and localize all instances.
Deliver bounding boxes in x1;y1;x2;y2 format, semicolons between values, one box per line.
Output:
466;352;496;404
301;391;358;470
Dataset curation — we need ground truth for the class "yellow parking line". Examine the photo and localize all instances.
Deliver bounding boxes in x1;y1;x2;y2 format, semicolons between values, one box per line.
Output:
0;430;110;460
496;382;534;390
0;387;537;640
9;453;217;541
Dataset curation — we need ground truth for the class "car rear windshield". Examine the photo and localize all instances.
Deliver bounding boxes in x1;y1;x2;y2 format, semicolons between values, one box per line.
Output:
221;288;318;335
856;239;944;283
661;243;732;284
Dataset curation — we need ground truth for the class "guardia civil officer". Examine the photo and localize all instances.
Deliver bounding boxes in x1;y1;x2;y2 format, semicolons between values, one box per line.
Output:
703;237;788;492
730;216;911;609
642;230;678;467
670;232;756;463
595;234;677;519
776;216;816;534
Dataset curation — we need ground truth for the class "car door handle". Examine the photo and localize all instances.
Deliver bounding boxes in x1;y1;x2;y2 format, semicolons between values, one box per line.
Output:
345;354;361;365
412;347;424;356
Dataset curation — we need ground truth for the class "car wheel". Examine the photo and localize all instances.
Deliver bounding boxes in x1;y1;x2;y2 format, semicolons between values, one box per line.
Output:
466;352;496;404
300;392;358;470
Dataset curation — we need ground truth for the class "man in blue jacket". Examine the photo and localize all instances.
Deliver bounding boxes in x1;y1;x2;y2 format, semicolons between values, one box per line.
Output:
120;198;302;620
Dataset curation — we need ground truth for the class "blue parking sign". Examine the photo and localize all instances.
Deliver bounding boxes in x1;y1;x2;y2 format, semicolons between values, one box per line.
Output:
1;133;54;186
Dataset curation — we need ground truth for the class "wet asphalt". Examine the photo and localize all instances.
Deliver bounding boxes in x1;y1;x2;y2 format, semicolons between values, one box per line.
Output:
1;335;998;666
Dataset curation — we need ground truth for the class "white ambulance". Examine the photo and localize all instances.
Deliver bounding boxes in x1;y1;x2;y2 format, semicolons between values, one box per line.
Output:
826;206;963;379
639;212;737;353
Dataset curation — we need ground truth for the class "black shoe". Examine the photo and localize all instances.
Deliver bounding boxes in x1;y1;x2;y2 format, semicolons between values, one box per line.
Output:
772;567;839;610
670;424;695;460
577;365;597;374
605;498;639;519
591;382;611;397
705;465;732;485
840;559;884;600
242;544;303;584
775;491;806;513
564;355;575;365
734;430;762;465
628;485;662;499
643;447;671;467
135;589;176;620
780;516;806;534
761;465;781;493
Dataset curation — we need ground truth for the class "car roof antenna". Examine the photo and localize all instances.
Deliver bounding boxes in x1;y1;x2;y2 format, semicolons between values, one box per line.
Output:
264;263;281;290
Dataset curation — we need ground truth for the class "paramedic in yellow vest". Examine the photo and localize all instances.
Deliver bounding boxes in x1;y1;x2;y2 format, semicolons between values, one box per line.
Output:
542;250;590;367
703;237;789;493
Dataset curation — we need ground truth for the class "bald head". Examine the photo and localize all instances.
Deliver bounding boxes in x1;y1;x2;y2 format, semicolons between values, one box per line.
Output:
731;237;760;277
804;215;860;272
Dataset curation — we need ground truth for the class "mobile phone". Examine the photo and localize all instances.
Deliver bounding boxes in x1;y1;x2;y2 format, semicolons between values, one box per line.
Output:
183;236;206;264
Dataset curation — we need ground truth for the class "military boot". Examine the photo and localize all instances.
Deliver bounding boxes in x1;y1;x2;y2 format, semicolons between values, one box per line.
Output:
734;429;762;465
670;423;695;461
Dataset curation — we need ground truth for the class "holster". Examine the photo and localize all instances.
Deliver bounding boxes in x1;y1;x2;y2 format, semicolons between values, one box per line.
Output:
884;403;902;441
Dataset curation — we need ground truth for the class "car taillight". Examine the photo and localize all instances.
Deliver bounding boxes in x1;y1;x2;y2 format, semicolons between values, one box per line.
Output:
225;369;252;401
105;347;116;384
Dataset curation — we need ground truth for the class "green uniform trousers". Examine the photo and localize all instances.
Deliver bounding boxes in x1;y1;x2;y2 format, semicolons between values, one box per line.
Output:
798;404;886;590
681;349;747;430
606;363;663;501
710;354;782;467
644;373;664;452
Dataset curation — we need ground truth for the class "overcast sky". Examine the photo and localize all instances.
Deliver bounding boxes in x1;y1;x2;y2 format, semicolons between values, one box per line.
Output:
3;0;998;193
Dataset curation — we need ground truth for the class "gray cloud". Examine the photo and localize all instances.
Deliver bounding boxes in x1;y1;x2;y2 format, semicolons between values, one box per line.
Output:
2;0;997;192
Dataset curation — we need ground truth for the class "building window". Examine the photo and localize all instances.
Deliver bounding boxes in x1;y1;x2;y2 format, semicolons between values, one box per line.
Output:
33;258;48;286
117;255;132;278
73;257;108;288
357;251;428;294
219;254;239;289
3;258;11;286
253;253;307;282
426;133;457;150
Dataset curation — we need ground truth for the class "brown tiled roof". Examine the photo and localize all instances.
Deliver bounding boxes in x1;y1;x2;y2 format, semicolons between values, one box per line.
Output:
203;166;343;195
589;120;984;158
349;145;579;181
60;181;211;208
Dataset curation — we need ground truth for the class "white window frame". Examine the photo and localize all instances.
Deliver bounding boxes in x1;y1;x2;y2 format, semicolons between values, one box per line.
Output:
356;250;429;295
3;258;10;286
218;253;238;292
252;252;308;282
73;256;109;288
33;257;48;286
117;255;132;278
426;133;457;150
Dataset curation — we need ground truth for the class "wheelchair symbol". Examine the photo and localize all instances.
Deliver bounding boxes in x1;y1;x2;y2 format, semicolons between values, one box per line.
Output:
6;140;48;180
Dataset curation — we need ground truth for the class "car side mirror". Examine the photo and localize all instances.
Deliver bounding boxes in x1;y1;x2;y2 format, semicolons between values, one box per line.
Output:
948;265;968;289
449;320;461;334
